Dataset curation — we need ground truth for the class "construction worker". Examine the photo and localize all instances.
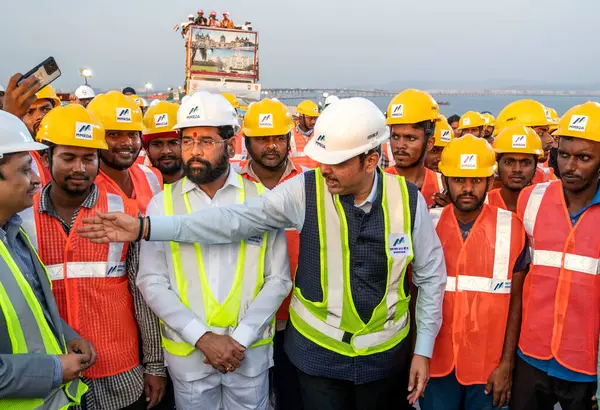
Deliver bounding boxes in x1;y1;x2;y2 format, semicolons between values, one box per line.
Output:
481;112;495;144
494;99;556;184
0;83;5;110
26;104;167;409
290;100;320;168
222;92;246;166
135;92;291;409
457;111;485;137
422;134;528;410
122;87;136;96
195;9;208;25
487;125;543;211
424;115;453;173
88;91;163;214
74;85;96;108
0;110;92;408
221;11;235;28
78;97;447;410
208;11;219;27
509;101;600;410
447;114;461;137
384;89;444;207
237;98;304;410
142;101;184;184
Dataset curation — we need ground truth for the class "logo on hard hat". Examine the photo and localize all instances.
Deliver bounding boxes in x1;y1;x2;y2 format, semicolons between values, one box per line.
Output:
258;113;273;128
512;135;527;148
440;130;451;142
568;115;588;132
462;117;471;126
316;134;326;149
391;104;404;118
544;108;552;123
187;106;202;120
154;114;168;128
75;122;93;140
460;154;477;170
116;108;132;123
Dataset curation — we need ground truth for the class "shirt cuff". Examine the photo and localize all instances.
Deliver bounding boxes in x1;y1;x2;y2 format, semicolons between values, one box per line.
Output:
149;216;176;241
231;323;256;348
51;355;63;389
414;334;435;358
144;362;167;378
181;320;209;347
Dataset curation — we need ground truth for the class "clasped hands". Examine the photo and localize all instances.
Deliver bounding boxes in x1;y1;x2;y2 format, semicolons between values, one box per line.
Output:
195;332;247;374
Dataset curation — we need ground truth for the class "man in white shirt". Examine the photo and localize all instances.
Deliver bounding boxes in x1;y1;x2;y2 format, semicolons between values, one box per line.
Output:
136;92;291;410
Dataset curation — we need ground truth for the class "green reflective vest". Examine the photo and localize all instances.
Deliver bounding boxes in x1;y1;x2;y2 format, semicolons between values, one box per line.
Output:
289;170;414;357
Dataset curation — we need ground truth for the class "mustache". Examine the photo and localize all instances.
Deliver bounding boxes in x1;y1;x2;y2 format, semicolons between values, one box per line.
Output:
65;173;90;181
113;147;136;153
158;154;178;161
186;157;211;167
261;150;281;157
393;150;410;156
457;193;476;199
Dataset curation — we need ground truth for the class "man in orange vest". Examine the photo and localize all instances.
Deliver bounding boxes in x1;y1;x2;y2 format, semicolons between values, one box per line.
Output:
423;135;528;410
290;100;320;168
220;11;235;28
27;104;167;410
236;98;304;410
424;115;453;173
488;125;544;212
384;89;445;207
87;91;163;214
511;101;600;410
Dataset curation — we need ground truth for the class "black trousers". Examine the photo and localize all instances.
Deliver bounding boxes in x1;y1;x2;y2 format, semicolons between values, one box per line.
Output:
272;330;304;410
296;367;414;410
511;355;597;410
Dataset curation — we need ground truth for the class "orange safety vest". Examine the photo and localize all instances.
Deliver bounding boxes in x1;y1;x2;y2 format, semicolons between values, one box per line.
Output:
220;19;234;28
487;188;508;210
532;164;556;185
381;141;395;168
517;181;600;375
32;187;140;378
238;159;303;320
384;166;442;207
430;204;525;385
230;133;247;165
135;149;148;166
96;164;163;214
290;128;318;169
30;150;51;187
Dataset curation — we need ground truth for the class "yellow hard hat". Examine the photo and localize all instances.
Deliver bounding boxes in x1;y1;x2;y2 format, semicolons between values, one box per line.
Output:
296;100;320;117
143;101;179;136
494;99;552;136
242;98;294;137
36;104;107;150
129;94;144;108
555;101;600;143
458;111;486;130
433;116;453;147
87;91;144;132
36;84;61;108
386;89;439;125
547;107;559;133
221;92;240;109
482;113;495;126
492;124;543;156
438;134;497;178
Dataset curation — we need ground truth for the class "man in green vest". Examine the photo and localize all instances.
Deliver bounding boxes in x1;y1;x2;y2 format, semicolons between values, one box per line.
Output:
78;97;447;410
0;110;95;407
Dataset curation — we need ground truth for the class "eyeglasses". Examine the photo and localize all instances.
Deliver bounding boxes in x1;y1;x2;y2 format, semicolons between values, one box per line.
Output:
181;137;226;150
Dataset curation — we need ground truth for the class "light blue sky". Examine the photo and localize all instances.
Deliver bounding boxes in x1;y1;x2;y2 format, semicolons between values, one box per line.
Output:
2;0;599;92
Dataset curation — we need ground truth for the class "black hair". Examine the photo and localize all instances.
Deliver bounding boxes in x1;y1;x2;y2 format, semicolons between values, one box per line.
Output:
0;153;17;180
496;152;539;168
358;145;382;165
122;87;136;95
217;126;236;141
413;120;436;140
447;115;461;124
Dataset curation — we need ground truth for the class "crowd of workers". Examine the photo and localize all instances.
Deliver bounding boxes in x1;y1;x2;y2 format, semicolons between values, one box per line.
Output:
0;72;599;410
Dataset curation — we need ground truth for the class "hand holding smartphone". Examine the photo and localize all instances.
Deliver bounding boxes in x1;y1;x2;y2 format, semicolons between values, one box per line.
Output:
17;56;61;91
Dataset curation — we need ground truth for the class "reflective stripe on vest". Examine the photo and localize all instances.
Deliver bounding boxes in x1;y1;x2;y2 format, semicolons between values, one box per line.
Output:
161;175;272;356
435;172;443;191
138;164;162;195
289;170;413;356
0;232;87;409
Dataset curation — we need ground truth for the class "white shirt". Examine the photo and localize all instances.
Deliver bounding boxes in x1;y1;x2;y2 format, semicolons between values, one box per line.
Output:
150;171;446;358
138;168;291;381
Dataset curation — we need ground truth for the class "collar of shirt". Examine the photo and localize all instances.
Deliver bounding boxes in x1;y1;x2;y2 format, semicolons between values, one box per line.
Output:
295;125;313;138
354;171;379;209
240;159;300;184
0;214;24;244
38;183;100;230
568;179;600;221
181;165;242;195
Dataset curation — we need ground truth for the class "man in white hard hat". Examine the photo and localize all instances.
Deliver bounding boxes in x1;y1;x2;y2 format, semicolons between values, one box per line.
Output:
0;110;96;408
78;97;447;410
138;92;290;409
74;85;95;108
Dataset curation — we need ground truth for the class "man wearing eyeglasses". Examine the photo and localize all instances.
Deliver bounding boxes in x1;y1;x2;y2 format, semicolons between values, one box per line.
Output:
136;92;291;409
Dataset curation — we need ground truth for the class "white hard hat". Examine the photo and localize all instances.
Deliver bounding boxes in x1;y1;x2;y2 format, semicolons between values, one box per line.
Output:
140;98;149;108
304;98;388;165
188;14;194;18
0;84;5;95
150;99;161;107
324;95;340;107
0;111;47;156
75;85;95;99
174;91;240;131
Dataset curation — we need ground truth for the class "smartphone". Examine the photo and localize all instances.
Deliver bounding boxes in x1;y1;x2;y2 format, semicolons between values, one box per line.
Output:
17;57;61;91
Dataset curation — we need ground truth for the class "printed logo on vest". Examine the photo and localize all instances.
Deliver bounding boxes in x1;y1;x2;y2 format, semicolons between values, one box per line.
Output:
154;114;168;128
258;113;273;128
460;154;477;170
106;262;126;277
388;234;411;258
75;122;93;140
391;104;403;118
568;115;588;132
440;130;451;142
511;135;527;148
246;235;264;247
116;108;132;123
491;279;511;293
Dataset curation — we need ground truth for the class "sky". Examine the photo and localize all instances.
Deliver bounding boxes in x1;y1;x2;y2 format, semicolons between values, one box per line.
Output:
2;0;600;92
